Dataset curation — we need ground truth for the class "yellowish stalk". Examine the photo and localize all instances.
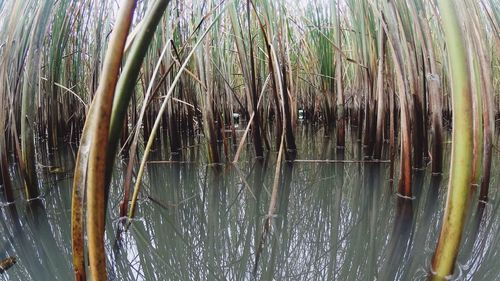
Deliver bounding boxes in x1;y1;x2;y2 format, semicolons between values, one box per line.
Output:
86;2;136;280
432;0;474;277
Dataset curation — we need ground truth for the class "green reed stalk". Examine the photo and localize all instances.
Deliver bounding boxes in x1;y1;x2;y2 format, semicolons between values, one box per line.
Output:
107;0;171;189
432;0;474;277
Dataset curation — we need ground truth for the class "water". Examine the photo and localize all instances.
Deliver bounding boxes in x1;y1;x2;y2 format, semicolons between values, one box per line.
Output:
1;127;499;280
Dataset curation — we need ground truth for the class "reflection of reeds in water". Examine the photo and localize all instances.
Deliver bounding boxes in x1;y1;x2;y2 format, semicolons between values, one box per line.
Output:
1;172;73;280
0;136;499;280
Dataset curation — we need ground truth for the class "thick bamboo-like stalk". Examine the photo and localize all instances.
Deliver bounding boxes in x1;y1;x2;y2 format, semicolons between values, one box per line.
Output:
70;101;94;281
0;1;24;204
85;2;136;280
432;0;474;277
397;90;412;198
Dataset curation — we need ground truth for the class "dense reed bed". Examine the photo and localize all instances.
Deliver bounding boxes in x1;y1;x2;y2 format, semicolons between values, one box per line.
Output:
0;0;499;280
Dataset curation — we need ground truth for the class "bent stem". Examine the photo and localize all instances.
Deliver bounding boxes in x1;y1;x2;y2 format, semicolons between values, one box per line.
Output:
431;0;474;278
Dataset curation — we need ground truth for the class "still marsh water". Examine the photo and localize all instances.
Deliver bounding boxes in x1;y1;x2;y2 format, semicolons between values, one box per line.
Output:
1;126;499;280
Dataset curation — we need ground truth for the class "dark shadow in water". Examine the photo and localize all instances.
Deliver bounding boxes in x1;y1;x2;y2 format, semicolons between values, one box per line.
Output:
363;162;383;279
422;175;442;225
248;157;268;278
412;170;426;204
381;198;414;281
226;157;270;280
205;166;226;280
263;159;295;280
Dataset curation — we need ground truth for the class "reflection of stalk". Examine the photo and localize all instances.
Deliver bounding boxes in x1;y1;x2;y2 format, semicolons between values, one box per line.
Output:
327;149;344;279
382;198;413;280
432;0;473;277
254;128;285;275
237;158;265;278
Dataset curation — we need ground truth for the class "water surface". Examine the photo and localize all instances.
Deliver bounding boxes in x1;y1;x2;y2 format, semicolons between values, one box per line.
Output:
1;127;499;280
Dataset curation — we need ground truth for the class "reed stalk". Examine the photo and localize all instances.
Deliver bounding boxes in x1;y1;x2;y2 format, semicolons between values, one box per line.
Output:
420;12;443;174
334;0;345;149
431;0;474;277
373;8;386;159
85;2;137;280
